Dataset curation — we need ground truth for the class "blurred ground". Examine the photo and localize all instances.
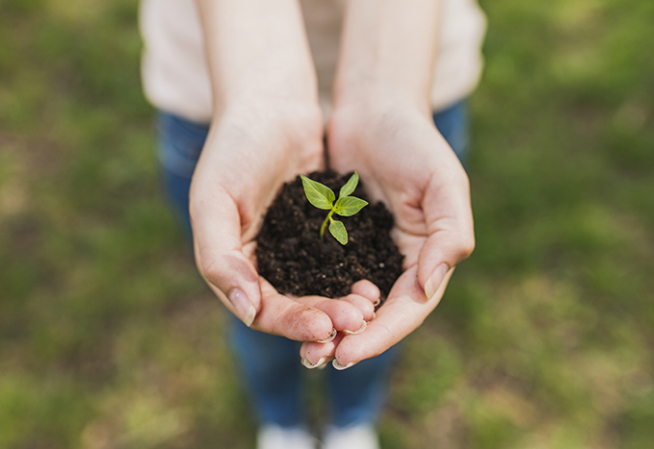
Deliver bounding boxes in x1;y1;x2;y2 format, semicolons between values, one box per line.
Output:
1;0;653;448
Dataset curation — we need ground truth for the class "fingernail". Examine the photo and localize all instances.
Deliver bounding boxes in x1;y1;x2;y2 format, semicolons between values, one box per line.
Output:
317;328;337;343
373;298;381;307
344;320;367;335
424;263;449;301
332;359;354;370
228;288;256;327
302;357;326;369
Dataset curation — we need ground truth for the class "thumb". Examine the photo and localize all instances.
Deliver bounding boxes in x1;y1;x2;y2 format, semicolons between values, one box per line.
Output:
417;231;472;301
418;174;475;300
191;186;261;326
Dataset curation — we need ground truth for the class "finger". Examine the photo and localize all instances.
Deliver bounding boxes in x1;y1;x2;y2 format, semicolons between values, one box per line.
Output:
333;265;454;368
206;278;336;342
350;280;381;307
418;170;474;301
190;180;338;338
340;294;376;322
191;184;261;326
295;295;367;334
299;332;344;369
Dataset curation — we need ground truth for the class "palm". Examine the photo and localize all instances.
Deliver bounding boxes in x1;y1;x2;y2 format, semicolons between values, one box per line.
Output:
321;107;475;364
190;104;375;341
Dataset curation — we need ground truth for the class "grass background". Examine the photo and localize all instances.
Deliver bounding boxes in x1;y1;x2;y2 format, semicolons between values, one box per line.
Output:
1;0;653;447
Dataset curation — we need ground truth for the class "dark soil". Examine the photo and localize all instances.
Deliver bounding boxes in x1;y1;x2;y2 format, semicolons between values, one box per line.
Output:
255;171;404;300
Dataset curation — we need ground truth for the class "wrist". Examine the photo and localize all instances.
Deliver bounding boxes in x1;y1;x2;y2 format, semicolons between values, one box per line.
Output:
209;98;324;157
214;80;320;120
329;97;428;134
327;99;435;160
213;92;322;127
332;87;432;122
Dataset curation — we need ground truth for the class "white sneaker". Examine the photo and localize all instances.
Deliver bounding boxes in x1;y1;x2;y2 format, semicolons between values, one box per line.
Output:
322;424;380;449
257;425;317;449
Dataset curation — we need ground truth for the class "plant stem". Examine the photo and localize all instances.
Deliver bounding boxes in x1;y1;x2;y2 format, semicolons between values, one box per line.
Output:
320;209;336;238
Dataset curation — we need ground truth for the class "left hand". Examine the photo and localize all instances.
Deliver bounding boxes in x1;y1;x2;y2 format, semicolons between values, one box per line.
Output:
190;101;374;341
300;103;475;369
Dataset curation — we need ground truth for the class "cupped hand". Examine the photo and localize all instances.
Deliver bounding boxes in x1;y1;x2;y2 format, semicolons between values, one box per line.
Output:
190;102;369;341
321;103;475;366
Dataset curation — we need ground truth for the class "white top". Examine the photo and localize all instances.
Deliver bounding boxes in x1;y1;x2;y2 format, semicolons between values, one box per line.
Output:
139;0;486;124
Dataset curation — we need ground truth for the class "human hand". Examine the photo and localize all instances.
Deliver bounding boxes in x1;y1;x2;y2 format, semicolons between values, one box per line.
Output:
299;104;475;367
190;102;373;342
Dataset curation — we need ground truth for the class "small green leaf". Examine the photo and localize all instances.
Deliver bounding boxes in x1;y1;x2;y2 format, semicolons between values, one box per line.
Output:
301;175;335;210
329;220;348;245
339;171;359;198
334;196;368;217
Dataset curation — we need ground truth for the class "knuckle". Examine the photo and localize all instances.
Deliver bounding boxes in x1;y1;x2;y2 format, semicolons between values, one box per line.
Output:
334;305;362;329
350;297;374;317
200;259;223;286
353;298;374;317
458;167;471;188
282;306;330;342
458;233;476;260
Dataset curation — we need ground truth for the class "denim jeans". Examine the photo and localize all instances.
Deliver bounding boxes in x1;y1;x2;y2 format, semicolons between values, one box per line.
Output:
156;100;468;428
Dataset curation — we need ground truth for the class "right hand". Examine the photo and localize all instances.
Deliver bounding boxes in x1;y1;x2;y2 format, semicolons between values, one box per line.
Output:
189;101;372;341
302;102;475;367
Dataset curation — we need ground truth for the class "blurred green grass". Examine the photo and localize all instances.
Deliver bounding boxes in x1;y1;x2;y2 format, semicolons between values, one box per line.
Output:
0;0;652;447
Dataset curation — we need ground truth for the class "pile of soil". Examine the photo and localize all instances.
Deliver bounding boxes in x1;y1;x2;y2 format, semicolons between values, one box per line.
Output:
256;170;404;300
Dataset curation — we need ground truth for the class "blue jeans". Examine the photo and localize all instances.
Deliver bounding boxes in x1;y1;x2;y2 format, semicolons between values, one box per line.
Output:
156;101;468;428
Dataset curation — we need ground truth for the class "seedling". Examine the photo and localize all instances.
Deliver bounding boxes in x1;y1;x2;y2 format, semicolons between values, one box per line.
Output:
300;172;368;245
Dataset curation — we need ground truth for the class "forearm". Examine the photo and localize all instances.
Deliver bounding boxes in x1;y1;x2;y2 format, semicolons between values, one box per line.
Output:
195;0;319;119
333;0;441;115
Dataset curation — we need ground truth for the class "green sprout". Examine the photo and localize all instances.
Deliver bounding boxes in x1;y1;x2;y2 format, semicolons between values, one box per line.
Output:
300;172;368;245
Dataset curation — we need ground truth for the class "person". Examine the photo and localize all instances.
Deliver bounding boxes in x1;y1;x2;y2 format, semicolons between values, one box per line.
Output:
139;0;485;447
